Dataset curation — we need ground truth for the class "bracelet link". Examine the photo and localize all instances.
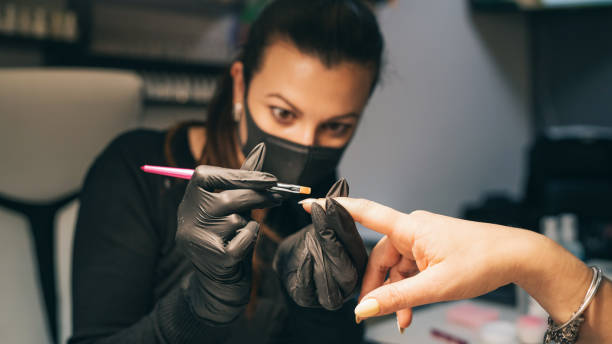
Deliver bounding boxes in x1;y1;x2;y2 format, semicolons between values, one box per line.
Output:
544;315;583;344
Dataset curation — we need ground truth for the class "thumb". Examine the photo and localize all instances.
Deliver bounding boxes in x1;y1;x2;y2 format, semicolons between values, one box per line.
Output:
354;266;446;318
226;221;260;261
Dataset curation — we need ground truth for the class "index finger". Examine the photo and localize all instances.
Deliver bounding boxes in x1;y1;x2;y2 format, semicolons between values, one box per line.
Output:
303;197;404;236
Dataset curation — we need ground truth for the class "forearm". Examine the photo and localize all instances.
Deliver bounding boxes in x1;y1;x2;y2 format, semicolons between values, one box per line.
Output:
155;286;233;343
515;231;611;343
71;287;232;344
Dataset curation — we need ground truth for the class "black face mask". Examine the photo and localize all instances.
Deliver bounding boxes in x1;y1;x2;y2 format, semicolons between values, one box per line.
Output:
241;102;347;187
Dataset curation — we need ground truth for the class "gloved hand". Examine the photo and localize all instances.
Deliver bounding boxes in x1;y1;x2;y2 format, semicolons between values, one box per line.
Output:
176;143;281;325
273;179;368;310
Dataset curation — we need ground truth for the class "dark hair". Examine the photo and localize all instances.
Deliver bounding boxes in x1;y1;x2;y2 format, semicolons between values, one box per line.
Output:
166;0;385;170
165;0;384;316
242;0;384;94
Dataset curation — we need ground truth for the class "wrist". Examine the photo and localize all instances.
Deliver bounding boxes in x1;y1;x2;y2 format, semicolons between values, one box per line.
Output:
578;276;612;343
515;231;591;323
156;287;233;343
185;273;249;325
512;230;552;286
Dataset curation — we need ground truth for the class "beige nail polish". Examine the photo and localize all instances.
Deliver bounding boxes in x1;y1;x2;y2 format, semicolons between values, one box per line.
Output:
298;198;316;205
397;319;405;334
355;299;380;318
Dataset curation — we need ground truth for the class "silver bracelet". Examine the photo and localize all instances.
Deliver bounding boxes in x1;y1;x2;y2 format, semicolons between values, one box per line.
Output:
543;266;603;344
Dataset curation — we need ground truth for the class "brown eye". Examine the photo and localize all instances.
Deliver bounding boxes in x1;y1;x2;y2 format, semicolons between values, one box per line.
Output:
270;106;296;124
322;122;353;137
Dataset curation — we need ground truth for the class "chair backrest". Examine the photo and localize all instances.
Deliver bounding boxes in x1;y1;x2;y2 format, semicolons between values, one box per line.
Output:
55;200;80;344
0;68;142;343
0;208;51;343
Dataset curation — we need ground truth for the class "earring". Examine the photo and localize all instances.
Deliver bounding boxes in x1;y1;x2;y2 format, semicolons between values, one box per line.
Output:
233;102;243;122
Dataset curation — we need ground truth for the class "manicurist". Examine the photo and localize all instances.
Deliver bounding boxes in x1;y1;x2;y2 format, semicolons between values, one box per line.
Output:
70;1;383;343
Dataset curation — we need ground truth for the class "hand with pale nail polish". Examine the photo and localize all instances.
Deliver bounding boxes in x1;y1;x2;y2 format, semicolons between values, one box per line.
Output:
301;197;610;341
272;179;368;311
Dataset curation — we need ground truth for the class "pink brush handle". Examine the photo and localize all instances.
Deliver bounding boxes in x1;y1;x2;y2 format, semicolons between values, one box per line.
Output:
141;165;194;180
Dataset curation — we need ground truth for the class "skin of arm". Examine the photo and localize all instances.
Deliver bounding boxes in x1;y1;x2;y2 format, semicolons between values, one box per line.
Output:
514;230;612;344
302;197;612;342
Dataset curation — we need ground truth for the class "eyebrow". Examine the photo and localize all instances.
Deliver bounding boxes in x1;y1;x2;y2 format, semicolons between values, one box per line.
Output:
266;93;360;121
328;113;359;121
267;93;302;115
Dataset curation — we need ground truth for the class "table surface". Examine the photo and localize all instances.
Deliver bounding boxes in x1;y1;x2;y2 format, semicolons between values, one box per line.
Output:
364;300;520;344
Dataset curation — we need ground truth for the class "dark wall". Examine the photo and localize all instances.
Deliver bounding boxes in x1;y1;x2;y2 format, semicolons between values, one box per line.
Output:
532;7;612;129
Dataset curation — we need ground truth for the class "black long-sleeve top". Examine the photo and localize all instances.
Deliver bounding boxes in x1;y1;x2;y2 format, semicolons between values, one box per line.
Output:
69;128;363;344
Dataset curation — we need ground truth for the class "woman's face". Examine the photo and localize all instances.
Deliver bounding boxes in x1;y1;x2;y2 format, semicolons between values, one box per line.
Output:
232;40;375;149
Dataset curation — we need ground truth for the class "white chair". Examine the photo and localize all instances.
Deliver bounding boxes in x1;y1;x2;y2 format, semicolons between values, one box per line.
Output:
0;68;142;344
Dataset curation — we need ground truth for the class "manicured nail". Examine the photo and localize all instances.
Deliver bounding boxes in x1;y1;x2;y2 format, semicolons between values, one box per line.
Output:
355;314;362;324
298;198;316;205
355;299;380;318
397;319;405;334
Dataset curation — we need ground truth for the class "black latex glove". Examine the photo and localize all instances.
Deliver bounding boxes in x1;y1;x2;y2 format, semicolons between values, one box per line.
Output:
176;143;281;325
273;179;368;311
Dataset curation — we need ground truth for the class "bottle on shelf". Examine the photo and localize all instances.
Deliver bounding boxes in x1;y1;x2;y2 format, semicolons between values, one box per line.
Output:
541;216;560;243
17;5;31;36
32;7;48;39
559;213;585;260
0;3;18;35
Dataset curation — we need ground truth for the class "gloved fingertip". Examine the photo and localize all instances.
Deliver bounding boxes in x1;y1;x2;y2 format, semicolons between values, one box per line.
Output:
319;296;343;311
263;192;284;209
246;220;261;235
268;191;292;202
310;202;327;224
226;221;260;260
325;197;335;213
325;197;351;217
241;142;266;171
311;201;325;212
326;178;349;198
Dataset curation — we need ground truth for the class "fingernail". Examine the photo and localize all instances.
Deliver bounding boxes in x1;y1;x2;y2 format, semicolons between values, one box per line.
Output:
355;314;362;324
298;198;316;205
355;299;380;318
397;319;405;334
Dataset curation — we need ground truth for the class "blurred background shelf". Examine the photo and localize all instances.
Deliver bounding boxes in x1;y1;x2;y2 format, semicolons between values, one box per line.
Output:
144;99;209;108
0;34;77;48
44;51;228;75
99;0;244;16
470;0;521;11
1;0;395;107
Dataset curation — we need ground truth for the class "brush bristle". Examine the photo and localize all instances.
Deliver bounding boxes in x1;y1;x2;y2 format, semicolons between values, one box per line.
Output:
300;187;312;195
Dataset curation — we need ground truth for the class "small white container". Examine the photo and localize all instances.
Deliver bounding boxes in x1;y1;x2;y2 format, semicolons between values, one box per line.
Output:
516;315;547;344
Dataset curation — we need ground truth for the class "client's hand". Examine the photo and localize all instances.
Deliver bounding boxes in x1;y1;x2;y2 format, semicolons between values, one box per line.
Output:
301;197;594;334
273;179;368;310
176;143;281;325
